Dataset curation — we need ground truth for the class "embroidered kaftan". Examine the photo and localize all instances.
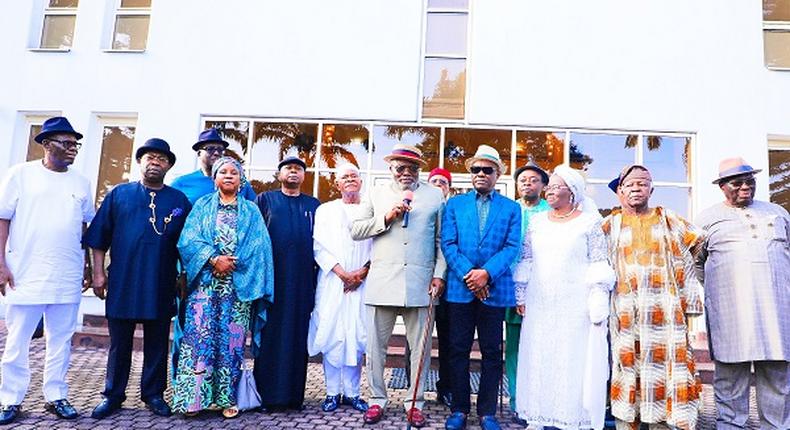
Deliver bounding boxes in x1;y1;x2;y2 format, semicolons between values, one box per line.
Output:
514;211;614;429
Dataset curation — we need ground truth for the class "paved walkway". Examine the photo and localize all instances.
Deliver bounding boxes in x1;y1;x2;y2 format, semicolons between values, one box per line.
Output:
1;334;760;429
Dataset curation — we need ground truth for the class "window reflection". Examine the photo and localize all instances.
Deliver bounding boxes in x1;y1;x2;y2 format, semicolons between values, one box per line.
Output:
371;126;440;170
121;0;151;7
49;0;79;7
40;15;76;49
764;31;790;68
585;182;621;218
642;136;690;183
427;0;468;9
651;186;690;218
249;169;315;197
515;131;564;173
96;126;135;204
26;125;44;161
422;58;466;119
445;128;511;174
203;120;249;161
112;15;150;50
251;122;317;169
769;149;790;211
764;0;790;21
321;124;369;169
569;133;637;180
425;14;467;55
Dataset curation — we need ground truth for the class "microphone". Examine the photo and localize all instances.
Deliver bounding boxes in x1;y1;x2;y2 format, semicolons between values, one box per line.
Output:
402;189;414;228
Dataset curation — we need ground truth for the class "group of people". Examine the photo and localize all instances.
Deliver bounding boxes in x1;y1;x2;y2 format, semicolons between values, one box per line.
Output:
0;116;786;430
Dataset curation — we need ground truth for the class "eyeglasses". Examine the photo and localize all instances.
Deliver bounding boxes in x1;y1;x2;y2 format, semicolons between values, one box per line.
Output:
201;145;225;154
470;166;496;175
142;153;170;164
544;184;570;192
47;139;81;150
429;177;449;186
725;178;756;189
393;164;419;174
518;177;543;184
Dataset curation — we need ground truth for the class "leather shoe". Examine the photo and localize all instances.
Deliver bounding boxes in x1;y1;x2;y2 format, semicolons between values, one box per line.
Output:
91;398;122;419
406;407;427;428
45;399;78;419
0;405;20;425
444;411;467;429
144;396;172;417
480;415;502;430
321;394;341;412
342;395;369;412
363;404;383;424
511;413;527;426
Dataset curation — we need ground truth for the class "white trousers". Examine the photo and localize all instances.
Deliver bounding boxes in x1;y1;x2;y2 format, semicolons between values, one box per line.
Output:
323;357;362;397
0;303;79;405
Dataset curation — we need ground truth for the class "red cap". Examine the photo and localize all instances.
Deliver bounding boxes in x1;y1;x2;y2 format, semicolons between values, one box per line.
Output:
428;167;452;185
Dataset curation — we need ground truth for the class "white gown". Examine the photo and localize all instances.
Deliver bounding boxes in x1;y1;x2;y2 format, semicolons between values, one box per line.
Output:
514;211;615;430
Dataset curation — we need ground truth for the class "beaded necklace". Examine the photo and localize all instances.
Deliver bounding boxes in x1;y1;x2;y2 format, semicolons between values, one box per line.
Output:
147;191;176;235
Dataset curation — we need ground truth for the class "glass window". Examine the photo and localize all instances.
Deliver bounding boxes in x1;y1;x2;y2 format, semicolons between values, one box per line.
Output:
26;125;45;161
320;124;369;169
95;126;135;204
422;58;466;119
764;31;790;68
427;0;468;9
569;133;637;180
40;15;76;49
769;149;790;211
250;122;317;169
203;120;250;161
249;169;315;197
764;0;790;21
651;186;691;218
112;15;150;50
371;125;440;171
586;182;622;218
642;135;691;183
121;0;151;7
515;131;564;173
425;14;467;56
445;128;511;174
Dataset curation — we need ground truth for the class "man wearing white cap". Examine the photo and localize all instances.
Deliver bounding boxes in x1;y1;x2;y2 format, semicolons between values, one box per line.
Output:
308;163;372;414
696;157;789;430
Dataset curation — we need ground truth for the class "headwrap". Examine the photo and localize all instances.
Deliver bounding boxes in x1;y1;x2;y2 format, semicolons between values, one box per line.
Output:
211;156;249;194
552;164;600;217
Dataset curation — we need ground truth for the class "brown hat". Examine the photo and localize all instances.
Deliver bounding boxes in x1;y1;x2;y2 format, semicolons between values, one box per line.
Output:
713;157;761;184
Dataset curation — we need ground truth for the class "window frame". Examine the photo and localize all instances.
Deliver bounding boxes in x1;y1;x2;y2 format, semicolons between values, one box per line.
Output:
33;0;79;52
763;1;790;70
105;0;152;53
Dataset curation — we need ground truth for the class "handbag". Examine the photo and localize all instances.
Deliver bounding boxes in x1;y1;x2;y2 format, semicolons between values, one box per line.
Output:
236;361;261;411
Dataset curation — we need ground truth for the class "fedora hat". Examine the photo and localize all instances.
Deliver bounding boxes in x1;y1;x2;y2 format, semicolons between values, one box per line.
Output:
712;157;761;184
465;144;507;174
192;128;229;151
34;116;83;143
383;144;426;166
513;159;549;184
135;138;177;165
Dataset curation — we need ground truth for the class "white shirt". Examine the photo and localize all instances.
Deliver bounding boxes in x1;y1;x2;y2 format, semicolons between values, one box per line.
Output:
0;160;95;304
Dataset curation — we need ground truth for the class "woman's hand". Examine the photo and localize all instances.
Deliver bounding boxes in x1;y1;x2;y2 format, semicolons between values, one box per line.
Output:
212;255;237;276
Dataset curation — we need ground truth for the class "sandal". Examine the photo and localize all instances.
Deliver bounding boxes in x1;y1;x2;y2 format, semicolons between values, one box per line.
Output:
222;406;239;419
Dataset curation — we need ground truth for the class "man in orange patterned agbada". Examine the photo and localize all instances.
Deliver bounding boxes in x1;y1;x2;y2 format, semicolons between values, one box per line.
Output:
601;165;704;430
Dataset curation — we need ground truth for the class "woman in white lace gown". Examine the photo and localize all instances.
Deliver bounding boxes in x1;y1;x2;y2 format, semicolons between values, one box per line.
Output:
513;165;615;430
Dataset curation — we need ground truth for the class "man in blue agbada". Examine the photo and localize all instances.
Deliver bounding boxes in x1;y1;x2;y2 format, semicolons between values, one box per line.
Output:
172;156;273;419
84;138;191;419
171;128;256;205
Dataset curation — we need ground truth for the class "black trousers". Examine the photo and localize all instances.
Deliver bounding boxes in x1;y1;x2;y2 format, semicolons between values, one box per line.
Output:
103;318;170;403
446;299;505;417
434;301;452;394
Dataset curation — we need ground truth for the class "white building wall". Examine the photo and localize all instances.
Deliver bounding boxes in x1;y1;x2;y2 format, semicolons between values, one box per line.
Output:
0;0;788;208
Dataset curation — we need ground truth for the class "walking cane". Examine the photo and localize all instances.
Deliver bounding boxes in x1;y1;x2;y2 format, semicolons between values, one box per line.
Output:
405;299;435;430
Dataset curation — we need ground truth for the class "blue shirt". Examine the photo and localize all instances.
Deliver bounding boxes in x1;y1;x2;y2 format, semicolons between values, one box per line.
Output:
171;169;256;205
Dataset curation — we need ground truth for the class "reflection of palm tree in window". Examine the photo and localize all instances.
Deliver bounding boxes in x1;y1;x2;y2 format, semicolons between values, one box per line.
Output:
382;126;440;169
445;129;510;173
95;126;135;205
569;142;594;171
423;69;466;119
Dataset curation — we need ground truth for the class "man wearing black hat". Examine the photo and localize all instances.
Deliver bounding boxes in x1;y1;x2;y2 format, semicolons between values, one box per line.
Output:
171;128;256;204
253;156;320;412
0;117;95;425
84;138;191;419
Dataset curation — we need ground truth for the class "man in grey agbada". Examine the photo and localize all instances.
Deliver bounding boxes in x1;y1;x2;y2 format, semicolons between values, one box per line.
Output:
696;157;790;430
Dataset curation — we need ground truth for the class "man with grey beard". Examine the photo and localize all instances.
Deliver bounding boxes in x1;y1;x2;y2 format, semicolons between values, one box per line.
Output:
351;144;446;428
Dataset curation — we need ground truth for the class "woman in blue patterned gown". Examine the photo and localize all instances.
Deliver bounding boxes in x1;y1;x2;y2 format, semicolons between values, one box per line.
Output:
172;157;273;418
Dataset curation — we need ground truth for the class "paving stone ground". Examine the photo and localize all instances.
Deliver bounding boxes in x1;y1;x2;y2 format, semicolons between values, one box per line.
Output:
1;333;760;429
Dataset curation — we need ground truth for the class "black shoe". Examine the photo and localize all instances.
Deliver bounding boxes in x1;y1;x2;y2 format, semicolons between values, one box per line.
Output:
0;405;20;425
511;413;527;426
321;394;341;412
45;399;78;419
144;396;172;417
341;395;369;412
91;398;122;419
437;389;453;408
